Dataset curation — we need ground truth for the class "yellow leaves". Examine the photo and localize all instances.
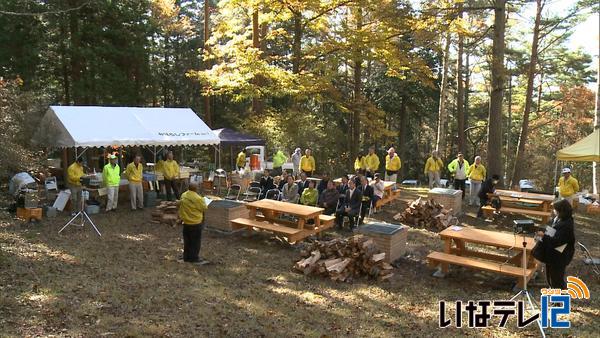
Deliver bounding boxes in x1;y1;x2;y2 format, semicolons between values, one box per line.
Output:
150;0;193;37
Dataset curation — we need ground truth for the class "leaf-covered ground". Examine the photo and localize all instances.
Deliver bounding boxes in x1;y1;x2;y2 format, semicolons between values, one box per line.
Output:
1;188;598;337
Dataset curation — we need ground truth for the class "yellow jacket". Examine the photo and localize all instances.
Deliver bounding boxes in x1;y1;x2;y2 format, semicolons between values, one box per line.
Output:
67;162;84;186
354;157;366;171
468;164;486;181
178;190;207;224
102;163;121;187
125;162;143;183
300;155;316;172
385;154;401;171
424;157;444;174
236;151;246;167
558;176;579;197
364;153;380;171
162;159;179;180
155;160;165;174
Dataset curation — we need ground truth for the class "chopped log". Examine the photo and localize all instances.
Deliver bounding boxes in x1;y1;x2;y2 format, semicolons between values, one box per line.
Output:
371;252;386;263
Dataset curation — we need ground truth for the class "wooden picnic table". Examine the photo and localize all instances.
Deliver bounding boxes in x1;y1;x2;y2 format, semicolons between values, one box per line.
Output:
231;199;335;243
428;227;538;288
245;199;324;230
486;189;554;223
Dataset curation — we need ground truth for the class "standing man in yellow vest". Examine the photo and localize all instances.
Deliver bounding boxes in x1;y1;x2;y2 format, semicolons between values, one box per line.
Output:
272;149;287;176
300;148;316;176
67;158;85;213
364;146;380;178
236;149;246;170
424;150;444;189
447;153;470;199
558;167;579;202
178;183;209;265
163;151;180;200
385;147;401;183
125;155;144;210
467;156;486;206
103;154;121;212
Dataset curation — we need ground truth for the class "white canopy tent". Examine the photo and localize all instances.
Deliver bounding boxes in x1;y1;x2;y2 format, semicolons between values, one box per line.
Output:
35;106;219;148
34;106;220;170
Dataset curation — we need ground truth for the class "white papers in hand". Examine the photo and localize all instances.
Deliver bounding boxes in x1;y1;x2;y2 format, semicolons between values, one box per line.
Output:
204;197;213;206
555;244;567;253
545;226;557;237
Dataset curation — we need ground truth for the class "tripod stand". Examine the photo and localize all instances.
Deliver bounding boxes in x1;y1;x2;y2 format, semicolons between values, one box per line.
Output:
58;188;101;236
510;233;545;337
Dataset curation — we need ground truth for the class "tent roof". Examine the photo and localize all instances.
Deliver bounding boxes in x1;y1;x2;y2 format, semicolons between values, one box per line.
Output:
213;128;264;146
34;106;219;148
557;129;600;162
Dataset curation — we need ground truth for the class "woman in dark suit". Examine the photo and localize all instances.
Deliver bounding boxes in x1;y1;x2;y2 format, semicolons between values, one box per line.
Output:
536;199;575;289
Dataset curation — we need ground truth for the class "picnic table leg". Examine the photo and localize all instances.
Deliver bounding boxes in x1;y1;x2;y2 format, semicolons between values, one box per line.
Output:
455;239;465;256
441;238;451;274
248;208;257;220
297;217;305;230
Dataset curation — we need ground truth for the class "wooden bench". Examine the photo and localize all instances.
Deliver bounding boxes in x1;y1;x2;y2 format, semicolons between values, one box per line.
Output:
481;205;551;223
427;251;536;288
318;214;336;228
231;218;304;242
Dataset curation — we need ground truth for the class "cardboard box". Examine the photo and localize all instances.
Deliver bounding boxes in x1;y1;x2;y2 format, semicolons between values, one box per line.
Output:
17;207;42;221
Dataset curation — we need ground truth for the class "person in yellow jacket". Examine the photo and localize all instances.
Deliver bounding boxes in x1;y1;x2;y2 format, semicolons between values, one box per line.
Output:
364;146;380;178
354;153;366;175
178;183;209;265
272;149;287;176
125;155;144;210
447;153;470;199
385;147;401;183
163;151;180;200
236;149;246;170
103;155;121;212
424;150;444;189
67;158;85;212
558;168;579;201
467;156;486;206
300;148;316;176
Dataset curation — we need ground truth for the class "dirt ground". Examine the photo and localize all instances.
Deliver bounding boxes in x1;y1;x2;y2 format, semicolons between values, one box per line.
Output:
1;188;598;337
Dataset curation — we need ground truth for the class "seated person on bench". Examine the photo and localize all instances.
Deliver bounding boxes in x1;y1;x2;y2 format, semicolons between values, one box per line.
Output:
477;174;499;218
358;175;374;224
319;180;339;215
300;180;319;207
335;179;362;230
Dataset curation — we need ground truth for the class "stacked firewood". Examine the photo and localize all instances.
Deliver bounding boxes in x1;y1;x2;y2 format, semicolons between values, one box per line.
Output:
393;197;457;232
294;235;394;282
151;201;180;227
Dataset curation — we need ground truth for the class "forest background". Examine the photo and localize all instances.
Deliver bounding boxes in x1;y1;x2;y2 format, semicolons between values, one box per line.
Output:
1;0;598;192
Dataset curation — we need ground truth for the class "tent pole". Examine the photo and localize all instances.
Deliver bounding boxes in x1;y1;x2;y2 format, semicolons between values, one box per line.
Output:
593;161;598;195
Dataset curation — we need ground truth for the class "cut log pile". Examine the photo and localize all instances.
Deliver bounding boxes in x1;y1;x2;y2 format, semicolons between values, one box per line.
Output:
393;197;457;232
293;235;394;282
151;201;180;227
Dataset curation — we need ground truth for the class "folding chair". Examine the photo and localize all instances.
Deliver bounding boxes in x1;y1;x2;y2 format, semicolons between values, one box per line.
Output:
243;187;261;202
225;184;242;201
265;189;281;200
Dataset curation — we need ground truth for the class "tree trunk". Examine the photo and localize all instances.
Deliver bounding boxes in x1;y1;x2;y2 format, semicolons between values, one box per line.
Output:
399;96;409;178
511;0;543;187
436;33;451;157
456;4;466;154
351;6;363;162
505;70;513;181
593;61;599;194
203;0;212;126
59;16;70;104
292;11;302;74
68;0;82;105
251;8;263;115
486;0;506;186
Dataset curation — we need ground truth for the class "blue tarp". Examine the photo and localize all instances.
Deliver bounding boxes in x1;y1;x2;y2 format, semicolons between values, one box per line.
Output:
213;128;264;146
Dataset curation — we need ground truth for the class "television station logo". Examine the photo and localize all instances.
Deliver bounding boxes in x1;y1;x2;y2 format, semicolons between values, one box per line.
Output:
439;276;590;329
